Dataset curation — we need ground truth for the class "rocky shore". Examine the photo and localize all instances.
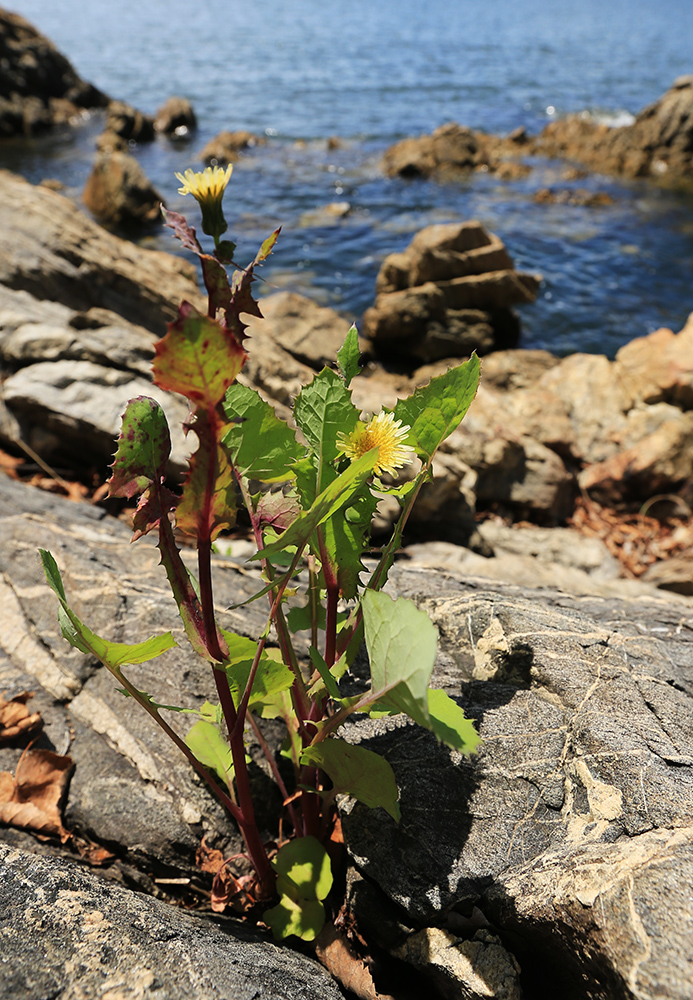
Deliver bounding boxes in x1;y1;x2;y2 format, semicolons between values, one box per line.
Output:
1;10;693;1000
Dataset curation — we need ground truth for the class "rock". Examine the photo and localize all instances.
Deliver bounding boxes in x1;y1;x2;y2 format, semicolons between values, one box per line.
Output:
341;562;693;998
0;9;108;137
244;291;352;370
83;150;164;228
532;187;615;207
476;521;621;580
478;348;560;390
154;95;197;136
104;98;155;143
579;412;693;502
531;77;693;183
0;844;344;1000
382;122;529;182
200;129;263;165
642;553;693;596
394;927;522;1000
363;221;541;364
613;312;693;409
0;170;201;332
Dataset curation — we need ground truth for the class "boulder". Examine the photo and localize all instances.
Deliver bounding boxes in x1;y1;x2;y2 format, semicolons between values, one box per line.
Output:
382;122;530;182
104;98;155;143
0;9;108;137
83;150;164;228
0;844;344;1000
0;170;201;331
341;563;693;999
154;95;197;136
200;129;264;165
363;221;541;364
243;291;351;371
613;313;693;409
531;76;693;183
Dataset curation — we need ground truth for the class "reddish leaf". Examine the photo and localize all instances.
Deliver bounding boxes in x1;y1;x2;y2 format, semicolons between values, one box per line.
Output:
108;396;172;500
176;412;237;542
256;491;301;532
0;748;73;843
153;302;247;409
226;228;280;343
0;691;42;744
201;254;233;320
131;485;180;541
162;206;203;255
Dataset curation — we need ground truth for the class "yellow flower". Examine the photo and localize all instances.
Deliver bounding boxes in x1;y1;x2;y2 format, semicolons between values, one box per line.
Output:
337;411;415;477
174;165;233;242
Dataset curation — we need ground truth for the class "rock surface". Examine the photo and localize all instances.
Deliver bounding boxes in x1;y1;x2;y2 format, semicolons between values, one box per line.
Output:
0;843;344;1000
362;222;541;363
200;129;264;165
0;8;108;137
530;76;693;184
83;150;165;228
154;95;197;136
382;122;530;181
1;474;692;1000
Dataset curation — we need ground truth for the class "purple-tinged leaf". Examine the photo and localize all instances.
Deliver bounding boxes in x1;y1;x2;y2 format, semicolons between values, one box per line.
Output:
131;485;179;541
256;491;301;532
162;207;203;255
176;411;237;542
200;254;233;320
107;396;171;500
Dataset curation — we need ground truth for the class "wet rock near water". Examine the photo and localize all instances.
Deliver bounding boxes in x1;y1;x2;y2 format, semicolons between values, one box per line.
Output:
530;75;693;184
83;150;165;228
103;98;155;144
362;221;541;363
382;121;530;181
0;8;108;137
200;129;265;165
154;95;197;137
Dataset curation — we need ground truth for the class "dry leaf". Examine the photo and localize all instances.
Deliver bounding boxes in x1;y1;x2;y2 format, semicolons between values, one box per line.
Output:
0;748;73;842
0;691;43;744
315;922;395;1000
195;837;226;874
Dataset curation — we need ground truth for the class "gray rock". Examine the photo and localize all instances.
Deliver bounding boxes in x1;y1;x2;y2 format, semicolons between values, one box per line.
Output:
340;563;693;998
0;843;344;1000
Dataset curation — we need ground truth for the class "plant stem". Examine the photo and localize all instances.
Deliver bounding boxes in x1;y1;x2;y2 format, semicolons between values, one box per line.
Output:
247;712;303;836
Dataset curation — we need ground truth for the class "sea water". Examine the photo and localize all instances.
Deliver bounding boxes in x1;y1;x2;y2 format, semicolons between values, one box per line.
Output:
3;0;693;356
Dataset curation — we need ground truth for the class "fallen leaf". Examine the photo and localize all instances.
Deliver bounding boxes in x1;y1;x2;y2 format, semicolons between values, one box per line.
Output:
315;922;395;1000
0;691;43;744
0;748;73;842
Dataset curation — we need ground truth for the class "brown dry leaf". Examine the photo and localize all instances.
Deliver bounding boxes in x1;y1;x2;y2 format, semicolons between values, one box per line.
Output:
195;837;226;874
0;691;43;744
0;447;23;476
315;922;395;1000
0;748;73;842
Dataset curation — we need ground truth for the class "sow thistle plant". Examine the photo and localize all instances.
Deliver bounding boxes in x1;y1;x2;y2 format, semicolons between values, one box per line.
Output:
40;164;481;942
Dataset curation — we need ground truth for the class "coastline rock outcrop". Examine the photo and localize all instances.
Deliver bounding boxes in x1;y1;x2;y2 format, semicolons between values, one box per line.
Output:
83;150;164;228
0;8;108;137
382;122;530;181
200;129;264;166
154;95;197;137
362;221;541;363
531;75;693;183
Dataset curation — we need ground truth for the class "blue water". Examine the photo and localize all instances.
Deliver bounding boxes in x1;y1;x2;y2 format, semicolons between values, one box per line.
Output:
4;0;693;356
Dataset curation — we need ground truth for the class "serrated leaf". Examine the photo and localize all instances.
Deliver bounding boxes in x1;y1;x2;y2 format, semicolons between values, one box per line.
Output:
185;719;234;788
426;688;481;755
107;396;171;499
175;411;236;541
321;490;377;599
223;383;302;482
162;206;203;254
200;254;233;320
40;550;177;670
393;354;480;462
337;324;361;386
227;229;280;343
301;740;400;820
254;449;378;562
131;484;179;540
293;368;360;500
361;590;438;726
153;301;247;409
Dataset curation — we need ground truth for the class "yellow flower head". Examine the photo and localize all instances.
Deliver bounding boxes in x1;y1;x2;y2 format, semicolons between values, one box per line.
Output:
337;411;415;477
174;165;233;242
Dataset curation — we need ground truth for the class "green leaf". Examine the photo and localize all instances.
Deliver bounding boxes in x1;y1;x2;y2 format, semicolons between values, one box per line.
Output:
223;383;303;482
307;647;341;701
253;449;378;562
361;590;438;726
272;836;333;901
393;354;480;462
219;629;294;710
107;396;171;499
337;324;362;387
426;688;481;755
321;489;378;600
293;367;360;500
301;740;400;821
40;550;177;670
263;895;326;942
153;302;246;409
185;719;234;788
